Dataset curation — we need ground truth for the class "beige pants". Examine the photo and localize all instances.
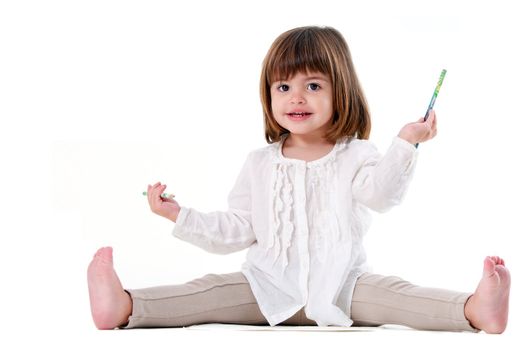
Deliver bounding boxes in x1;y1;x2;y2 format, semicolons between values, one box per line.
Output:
124;272;476;332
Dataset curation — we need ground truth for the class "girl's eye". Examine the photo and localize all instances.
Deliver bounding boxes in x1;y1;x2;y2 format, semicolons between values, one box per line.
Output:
277;84;289;92
307;83;320;91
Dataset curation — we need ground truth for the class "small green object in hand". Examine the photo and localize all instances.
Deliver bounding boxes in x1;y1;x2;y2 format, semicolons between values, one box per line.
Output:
142;191;174;198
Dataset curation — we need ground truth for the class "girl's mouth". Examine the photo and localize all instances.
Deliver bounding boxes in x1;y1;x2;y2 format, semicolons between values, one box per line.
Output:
287;112;312;121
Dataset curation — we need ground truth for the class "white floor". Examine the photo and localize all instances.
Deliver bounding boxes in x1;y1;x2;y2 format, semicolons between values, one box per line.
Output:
7;321;522;350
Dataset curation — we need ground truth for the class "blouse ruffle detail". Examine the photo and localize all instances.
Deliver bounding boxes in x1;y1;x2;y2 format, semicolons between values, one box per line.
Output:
267;135;347;273
269;163;295;272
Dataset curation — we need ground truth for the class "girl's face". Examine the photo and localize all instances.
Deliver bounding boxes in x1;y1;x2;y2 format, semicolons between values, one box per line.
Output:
270;71;333;141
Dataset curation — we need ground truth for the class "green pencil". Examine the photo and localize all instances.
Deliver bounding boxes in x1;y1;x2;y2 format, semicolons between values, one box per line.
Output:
415;69;447;148
142;191;175;199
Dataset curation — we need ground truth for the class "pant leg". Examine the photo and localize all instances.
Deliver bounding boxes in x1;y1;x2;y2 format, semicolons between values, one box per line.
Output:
350;272;478;332
123;272;266;328
123;271;316;328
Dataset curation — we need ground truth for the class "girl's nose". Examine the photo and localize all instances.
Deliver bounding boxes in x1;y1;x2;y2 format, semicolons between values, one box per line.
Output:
290;92;306;104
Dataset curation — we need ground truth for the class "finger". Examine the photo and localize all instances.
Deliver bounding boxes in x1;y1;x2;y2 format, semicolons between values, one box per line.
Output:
422;108;433;122
147;183;158;201
431;114;438;137
161;185;169;200
151;185;166;211
154;184;166;199
426;109;435;124
163;193;175;200
163;196;176;203
147;186;156;210
149;183;163;207
159;186;172;203
425;111;435;135
148;182;160;197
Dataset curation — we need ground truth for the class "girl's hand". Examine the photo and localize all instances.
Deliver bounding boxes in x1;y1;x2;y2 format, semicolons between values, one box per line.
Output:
397;109;437;145
147;182;181;223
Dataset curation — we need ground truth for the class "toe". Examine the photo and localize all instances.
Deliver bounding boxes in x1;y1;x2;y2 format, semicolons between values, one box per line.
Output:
483;256;496;278
95;247;113;263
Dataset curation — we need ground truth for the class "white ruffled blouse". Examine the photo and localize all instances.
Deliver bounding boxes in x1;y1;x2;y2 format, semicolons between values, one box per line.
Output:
172;134;418;326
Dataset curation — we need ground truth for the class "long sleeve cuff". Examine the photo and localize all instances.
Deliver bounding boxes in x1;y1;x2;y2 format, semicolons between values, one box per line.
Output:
392;136;418;152
172;206;190;234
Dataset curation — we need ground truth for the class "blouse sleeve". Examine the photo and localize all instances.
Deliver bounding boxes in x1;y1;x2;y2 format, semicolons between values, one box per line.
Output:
351;137;418;213
171;152;256;254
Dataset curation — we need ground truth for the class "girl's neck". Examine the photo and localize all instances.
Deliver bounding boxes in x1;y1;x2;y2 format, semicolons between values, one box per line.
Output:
281;133;337;163
285;133;334;149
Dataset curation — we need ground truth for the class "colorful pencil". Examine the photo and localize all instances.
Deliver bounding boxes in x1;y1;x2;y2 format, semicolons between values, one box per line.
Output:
415;69;447;148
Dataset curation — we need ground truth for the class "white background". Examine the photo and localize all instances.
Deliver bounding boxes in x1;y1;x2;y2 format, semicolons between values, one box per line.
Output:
1;0;523;348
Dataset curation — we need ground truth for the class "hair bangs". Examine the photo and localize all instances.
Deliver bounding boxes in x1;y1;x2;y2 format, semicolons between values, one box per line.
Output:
266;30;332;84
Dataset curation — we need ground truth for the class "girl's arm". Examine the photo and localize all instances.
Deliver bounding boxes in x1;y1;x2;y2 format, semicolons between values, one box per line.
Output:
351;137;417;212
352;111;438;212
170;152;256;255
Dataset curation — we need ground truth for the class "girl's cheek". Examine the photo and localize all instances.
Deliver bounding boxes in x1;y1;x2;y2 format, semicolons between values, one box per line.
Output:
271;101;279;114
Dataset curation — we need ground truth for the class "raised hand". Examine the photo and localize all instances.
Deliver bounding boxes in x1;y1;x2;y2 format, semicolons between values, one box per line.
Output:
147;182;181;222
397;109;437;145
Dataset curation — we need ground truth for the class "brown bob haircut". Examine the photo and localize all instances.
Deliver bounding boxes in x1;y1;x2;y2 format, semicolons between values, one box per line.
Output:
260;26;371;144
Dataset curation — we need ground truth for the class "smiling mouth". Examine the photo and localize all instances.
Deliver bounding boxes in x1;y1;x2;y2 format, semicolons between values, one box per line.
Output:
287;112;313;121
287;112;312;116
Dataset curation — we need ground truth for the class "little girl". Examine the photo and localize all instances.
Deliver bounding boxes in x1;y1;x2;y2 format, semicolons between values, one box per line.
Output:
88;26;510;333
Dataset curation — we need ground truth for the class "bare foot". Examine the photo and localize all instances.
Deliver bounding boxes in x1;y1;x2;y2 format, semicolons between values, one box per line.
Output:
87;247;132;330
464;256;511;334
